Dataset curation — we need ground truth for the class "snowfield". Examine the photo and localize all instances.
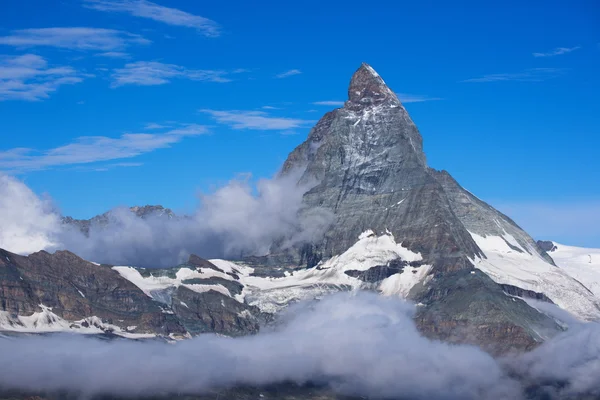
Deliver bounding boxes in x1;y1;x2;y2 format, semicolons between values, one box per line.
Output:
470;232;600;321
226;230;432;313
549;242;600;299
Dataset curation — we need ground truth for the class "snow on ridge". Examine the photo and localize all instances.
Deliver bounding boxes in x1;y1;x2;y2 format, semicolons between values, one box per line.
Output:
469;232;600;321
0;305;154;338
113;265;243;302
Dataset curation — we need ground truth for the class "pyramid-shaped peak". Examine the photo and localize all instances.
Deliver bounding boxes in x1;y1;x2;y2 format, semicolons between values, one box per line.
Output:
347;63;399;109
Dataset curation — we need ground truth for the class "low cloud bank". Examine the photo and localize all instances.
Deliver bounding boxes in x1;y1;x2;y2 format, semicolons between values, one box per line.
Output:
0;171;332;267
1;292;599;399
0;293;521;400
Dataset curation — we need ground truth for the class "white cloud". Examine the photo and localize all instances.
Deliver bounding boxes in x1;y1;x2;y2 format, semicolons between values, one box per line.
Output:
0;27;149;51
200;109;312;131
95;51;130;58
396;93;443;103
111;61;231;87
261;105;280;110
462;68;565;83
84;0;221;37
313;100;344;106
533;46;581;57
0;124;207;171
275;69;302;78
0;54;87;101
143;122;168;130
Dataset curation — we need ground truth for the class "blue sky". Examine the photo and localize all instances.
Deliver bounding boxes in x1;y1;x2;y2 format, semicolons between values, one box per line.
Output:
0;0;599;246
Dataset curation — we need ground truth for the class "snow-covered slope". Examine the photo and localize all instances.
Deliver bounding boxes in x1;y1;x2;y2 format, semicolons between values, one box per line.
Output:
113;264;250;303
219;230;431;314
470;232;600;321
0;305;155;338
548;242;600;299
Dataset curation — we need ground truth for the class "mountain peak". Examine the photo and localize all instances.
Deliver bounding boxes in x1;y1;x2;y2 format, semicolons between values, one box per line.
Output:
347;63;399;109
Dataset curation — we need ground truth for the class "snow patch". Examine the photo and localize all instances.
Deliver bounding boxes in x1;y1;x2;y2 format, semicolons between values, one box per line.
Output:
113;265;242;302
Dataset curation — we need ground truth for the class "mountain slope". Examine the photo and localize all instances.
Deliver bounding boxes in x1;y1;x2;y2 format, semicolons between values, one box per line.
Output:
0;249;262;337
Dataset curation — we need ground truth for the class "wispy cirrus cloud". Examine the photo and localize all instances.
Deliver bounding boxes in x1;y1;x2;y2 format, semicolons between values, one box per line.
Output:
397;93;443;103
95;51;130;58
0;27;149;51
0;54;87;101
111;61;231;87
201;109;312;131
462;68;565;83
84;0;221;37
275;69;302;79
533;46;581;57
313;100;344;106
0;124;207;172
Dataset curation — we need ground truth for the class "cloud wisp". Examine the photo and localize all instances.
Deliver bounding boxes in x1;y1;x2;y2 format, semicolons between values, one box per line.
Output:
463;68;565;83
313;100;345;106
0;124;207;171
84;0;221;37
275;69;302;78
0;54;87;101
111;61;231;87
397;93;443;103
201;109;313;132
533;46;581;57
0;170;332;266
0;27;149;51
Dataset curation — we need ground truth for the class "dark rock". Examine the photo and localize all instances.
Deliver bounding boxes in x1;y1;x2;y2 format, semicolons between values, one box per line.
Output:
0;248;186;336
171;286;265;336
537;240;558;253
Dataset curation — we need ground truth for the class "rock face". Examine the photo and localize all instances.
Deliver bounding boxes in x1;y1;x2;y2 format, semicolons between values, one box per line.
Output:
0;249;262;337
276;63;568;353
0;248;184;335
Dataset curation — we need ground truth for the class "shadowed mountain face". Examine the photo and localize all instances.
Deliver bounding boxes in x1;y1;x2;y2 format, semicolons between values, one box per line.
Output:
278;63;563;352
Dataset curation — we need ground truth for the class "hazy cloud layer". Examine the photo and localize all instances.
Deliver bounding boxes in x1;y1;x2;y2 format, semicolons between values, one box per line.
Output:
0;27;149;51
1;292;599;399
463;68;565;83
0;124;208;172
0;293;521;400
111;61;232;87
0;170;331;267
0;54;87;101
495;200;600;248
533;46;581;57
84;0;221;37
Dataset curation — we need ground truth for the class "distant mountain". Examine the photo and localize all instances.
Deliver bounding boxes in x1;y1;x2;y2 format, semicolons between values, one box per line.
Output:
62;205;174;235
